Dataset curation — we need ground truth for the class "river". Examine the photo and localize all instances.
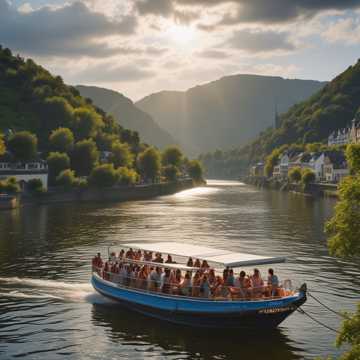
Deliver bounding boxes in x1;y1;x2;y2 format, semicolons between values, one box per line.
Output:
0;180;359;359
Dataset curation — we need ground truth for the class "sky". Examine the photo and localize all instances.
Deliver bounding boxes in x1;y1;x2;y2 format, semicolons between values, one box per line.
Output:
2;0;360;101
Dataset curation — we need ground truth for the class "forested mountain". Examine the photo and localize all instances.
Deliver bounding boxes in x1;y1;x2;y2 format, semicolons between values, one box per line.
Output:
201;59;360;178
0;46;139;150
136;75;326;156
76;85;176;148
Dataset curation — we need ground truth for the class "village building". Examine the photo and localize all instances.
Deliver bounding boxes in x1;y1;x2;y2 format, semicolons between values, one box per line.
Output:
328;117;360;146
0;152;48;189
309;153;325;182
323;151;349;183
272;153;290;179
250;162;264;177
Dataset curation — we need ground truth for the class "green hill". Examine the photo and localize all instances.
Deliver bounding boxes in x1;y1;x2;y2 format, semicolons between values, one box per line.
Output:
76;85;177;148
0;45;140;150
201;60;360;178
136;75;326;156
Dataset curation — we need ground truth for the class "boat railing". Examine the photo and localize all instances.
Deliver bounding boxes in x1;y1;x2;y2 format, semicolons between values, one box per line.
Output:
92;265;297;302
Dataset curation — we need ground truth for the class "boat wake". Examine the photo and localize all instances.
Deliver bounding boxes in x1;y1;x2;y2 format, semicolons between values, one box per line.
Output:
0;277;113;304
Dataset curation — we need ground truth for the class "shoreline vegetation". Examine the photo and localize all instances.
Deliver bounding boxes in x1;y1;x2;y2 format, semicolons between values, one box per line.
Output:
1;179;204;209
243;176;338;198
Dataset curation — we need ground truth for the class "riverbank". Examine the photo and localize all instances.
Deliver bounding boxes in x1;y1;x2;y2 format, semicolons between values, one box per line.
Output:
244;176;338;198
16;179;200;206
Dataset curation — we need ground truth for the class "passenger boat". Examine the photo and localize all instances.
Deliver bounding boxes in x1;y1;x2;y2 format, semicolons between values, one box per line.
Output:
91;242;307;329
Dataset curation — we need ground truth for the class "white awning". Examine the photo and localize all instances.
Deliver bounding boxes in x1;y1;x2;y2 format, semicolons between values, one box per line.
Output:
122;242;286;268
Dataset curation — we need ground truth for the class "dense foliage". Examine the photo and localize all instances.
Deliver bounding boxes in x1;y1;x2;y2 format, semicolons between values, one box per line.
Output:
288;167;302;182
200;60;360;178
325;144;360;360
7;131;37;161
0;46;202;190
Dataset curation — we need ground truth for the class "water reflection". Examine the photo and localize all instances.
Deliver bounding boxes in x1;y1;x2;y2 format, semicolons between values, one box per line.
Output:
91;304;302;360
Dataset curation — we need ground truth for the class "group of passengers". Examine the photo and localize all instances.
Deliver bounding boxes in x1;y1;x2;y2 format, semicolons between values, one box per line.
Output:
92;249;281;299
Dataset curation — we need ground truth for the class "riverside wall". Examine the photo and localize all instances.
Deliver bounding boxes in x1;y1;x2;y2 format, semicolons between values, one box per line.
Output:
244;176;338;198
20;179;197;206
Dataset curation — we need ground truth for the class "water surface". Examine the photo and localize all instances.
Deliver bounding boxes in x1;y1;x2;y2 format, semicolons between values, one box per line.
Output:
0;180;359;359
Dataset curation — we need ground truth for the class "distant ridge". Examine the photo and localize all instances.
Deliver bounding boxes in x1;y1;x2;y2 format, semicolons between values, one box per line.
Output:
136;74;326;156
76;85;177;148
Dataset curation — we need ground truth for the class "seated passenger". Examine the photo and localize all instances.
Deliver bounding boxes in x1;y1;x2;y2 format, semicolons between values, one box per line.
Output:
194;259;201;268
200;275;211;298
119;263;127;284
92;253;102;269
135;249;142;260
250;268;264;298
191;271;201;297
212;276;224;297
153;252;164;263
186;257;194;267
165;254;175;264
174;269;182;285
201;260;210;269
161;269;172;294
232;271;251;298
125;248;134;259
119;249;125;259
208;269;216;285
267;268;279;296
222;267;229;283
225;269;235;286
110;252;116;261
148;267;161;291
180;272;191;296
136;266;148;289
143;251;152;262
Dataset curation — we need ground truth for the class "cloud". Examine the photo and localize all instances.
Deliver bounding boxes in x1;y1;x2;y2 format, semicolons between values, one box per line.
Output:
177;0;360;26
135;0;174;16
75;62;156;83
196;49;229;59
0;0;137;57
225;29;296;53
322;17;360;45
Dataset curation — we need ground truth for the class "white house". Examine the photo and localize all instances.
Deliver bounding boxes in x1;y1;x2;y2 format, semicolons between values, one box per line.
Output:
273;153;289;178
0;153;48;189
309;153;325;182
328;117;360;146
323;152;349;183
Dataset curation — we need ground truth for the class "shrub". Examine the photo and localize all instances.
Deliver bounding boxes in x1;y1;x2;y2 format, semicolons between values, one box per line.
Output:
187;160;204;182
89;164;119;188
117;167;138;186
162;165;179;182
47;152;70;185
301;168;316;185
0;177;21;194
288;167;302;182
26;178;45;194
56;169;76;190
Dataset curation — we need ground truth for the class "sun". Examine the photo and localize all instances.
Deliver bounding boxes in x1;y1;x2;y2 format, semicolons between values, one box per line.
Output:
167;24;196;46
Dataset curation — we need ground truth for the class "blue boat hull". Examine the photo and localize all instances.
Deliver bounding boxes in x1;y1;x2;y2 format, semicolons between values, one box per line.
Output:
91;273;306;329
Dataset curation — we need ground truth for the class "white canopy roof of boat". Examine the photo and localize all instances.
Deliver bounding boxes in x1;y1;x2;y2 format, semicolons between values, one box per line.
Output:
122;242;286;268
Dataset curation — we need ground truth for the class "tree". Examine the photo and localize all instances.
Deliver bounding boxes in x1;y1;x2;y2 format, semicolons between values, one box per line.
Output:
137;147;161;182
187;160;204;182
325;147;360;360
7;131;37;161
110;141;134;168
49;127;74;153
346;144;360;174
335;303;360;360
0;177;20;194
163;165;179;182
288;167;302;182
325;174;360;257
117;167;139;186
71;139;99;176
0;135;5;156
89;164;118;188
56;169;76;190
47;152;70;185
264;149;281;177
27;178;45;194
301;168;315;185
162;146;183;167
73;107;103;140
